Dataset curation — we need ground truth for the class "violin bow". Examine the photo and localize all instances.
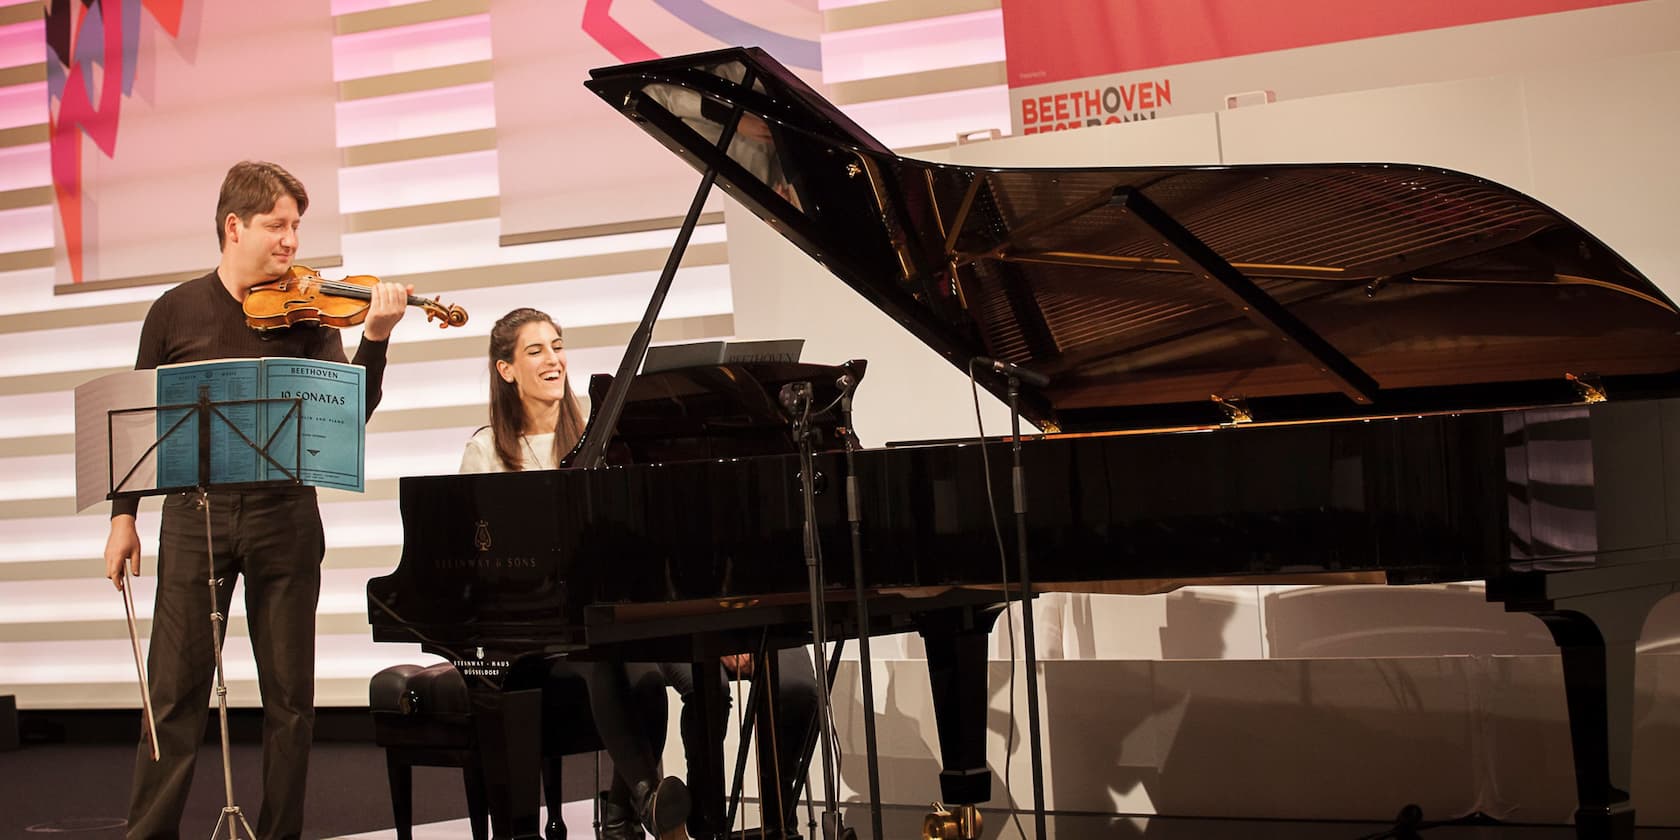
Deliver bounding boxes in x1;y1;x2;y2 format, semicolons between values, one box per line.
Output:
120;569;160;761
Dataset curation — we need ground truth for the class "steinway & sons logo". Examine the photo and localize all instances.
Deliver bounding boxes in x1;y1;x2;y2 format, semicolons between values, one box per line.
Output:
432;518;540;570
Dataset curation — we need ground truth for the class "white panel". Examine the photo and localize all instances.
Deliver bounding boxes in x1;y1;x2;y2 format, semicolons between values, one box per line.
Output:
6;267;171;317
1;576;157;623
1522;50;1680;301
839;85;1011;150
0;142;49;191
0;388;72;439
0;79;44;131
349;264;734;352
0;508;158;565
334;82;496;147
318;498;404;549
340;218;502;275
336;149;499;213
330;14;491;81
0;19;42;70
365;425;482;479
819;11;1004;84
370;357;487;412
0;639;163;684
0;318;141;376
340;218;726;276
1217;74;1536;191
0;203;51;252
0;452;74;500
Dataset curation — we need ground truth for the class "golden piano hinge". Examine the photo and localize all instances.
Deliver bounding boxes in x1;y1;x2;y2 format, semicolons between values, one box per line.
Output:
1566;372;1607;404
1211;393;1253;425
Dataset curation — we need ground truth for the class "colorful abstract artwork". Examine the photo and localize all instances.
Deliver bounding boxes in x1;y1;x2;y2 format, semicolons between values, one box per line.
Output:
46;0;186;284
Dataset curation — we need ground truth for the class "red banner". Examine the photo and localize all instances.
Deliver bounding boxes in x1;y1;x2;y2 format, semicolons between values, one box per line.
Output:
1003;0;1644;88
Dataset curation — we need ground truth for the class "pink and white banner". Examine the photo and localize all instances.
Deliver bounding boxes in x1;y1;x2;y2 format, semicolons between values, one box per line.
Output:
48;0;339;286
492;0;824;240
1001;0;1673;134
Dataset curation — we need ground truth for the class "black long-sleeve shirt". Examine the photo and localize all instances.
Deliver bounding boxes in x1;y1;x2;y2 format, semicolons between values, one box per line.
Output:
111;269;390;518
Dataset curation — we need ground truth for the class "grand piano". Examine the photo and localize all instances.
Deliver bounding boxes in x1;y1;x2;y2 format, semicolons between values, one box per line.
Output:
369;47;1680;840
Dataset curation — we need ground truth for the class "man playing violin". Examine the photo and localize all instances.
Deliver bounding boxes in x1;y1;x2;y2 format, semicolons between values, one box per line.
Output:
102;160;411;840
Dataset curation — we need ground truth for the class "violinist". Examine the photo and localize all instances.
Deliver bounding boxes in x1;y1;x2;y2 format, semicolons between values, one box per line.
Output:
461;307;689;840
103;161;411;840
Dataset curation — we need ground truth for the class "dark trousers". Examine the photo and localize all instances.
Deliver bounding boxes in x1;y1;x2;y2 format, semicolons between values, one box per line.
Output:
126;490;324;840
581;661;670;794
659;649;820;838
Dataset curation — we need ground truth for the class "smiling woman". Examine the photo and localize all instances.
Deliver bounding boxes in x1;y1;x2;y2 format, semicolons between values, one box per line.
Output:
458;307;588;472
454;306;688;838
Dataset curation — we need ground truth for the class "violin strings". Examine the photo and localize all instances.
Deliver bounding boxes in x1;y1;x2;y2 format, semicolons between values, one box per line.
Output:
310;280;435;308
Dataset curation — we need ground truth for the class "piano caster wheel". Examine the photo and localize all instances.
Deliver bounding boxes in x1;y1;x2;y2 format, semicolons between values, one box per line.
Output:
922;802;982;840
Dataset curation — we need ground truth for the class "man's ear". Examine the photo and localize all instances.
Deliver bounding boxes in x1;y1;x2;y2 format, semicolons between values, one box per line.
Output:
225;213;241;244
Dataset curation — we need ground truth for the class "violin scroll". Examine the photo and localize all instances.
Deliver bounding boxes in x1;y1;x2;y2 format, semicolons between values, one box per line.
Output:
418;298;469;329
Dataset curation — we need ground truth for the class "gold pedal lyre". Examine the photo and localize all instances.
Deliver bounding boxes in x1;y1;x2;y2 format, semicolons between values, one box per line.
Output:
922;802;983;840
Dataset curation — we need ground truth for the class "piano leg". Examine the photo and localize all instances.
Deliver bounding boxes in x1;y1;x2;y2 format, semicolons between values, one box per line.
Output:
1495;580;1677;840
688;659;729;840
470;685;544;840
916;606;1004;809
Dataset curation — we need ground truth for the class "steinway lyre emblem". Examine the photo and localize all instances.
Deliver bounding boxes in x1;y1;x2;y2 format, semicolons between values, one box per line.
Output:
474;519;492;551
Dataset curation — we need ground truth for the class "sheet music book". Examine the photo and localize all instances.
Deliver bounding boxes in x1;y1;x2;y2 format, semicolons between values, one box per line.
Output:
641;338;804;373
74;369;158;511
153;357;366;492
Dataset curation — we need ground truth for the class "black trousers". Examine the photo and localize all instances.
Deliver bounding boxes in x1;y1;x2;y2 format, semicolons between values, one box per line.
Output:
126;490;324;840
581;661;670;797
658;649;820;838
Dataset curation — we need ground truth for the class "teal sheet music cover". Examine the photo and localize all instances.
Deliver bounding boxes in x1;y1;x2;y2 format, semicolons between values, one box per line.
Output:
154;358;366;491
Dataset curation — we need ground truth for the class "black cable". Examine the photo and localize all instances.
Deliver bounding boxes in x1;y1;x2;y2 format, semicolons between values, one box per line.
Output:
968;358;1031;840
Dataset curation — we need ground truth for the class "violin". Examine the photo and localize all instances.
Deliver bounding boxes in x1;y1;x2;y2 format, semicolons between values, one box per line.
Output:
243;265;468;333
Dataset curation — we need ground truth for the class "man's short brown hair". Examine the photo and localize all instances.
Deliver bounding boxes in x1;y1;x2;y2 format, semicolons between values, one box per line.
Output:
215;161;308;249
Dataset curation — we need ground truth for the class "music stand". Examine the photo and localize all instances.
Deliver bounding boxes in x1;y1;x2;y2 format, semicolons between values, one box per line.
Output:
105;386;305;840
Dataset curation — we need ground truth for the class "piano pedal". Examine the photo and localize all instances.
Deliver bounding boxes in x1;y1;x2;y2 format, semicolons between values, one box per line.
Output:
922;802;982;840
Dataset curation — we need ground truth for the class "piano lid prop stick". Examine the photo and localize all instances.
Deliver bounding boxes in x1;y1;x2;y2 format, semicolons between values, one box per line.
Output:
120;569;160;761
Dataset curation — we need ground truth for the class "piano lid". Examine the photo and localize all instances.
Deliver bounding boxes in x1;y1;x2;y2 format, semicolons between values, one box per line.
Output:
586;47;1680;432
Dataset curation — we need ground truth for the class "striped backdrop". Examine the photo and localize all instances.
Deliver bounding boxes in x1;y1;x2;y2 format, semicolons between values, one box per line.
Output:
0;0;1011;708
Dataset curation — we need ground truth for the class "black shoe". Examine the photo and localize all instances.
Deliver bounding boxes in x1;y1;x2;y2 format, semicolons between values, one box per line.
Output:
600;779;644;840
630;776;690;840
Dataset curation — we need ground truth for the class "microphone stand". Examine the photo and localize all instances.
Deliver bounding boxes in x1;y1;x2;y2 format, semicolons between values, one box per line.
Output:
1005;375;1048;838
837;374;884;839
780;382;854;840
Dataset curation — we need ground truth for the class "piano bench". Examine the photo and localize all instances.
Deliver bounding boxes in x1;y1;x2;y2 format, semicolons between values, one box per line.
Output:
370;662;606;840
370;663;488;840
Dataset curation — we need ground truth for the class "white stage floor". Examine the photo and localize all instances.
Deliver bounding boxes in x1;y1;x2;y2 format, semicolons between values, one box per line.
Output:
331;798;596;839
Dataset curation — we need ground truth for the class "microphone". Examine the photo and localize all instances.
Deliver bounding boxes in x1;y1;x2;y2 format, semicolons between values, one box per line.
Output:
974;356;1050;388
778;381;811;413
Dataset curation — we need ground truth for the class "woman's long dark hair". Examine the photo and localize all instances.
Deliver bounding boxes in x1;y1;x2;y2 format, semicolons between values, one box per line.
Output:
487;308;586;471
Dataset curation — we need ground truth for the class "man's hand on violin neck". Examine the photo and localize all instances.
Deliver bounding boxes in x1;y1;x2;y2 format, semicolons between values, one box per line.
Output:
362;281;412;342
